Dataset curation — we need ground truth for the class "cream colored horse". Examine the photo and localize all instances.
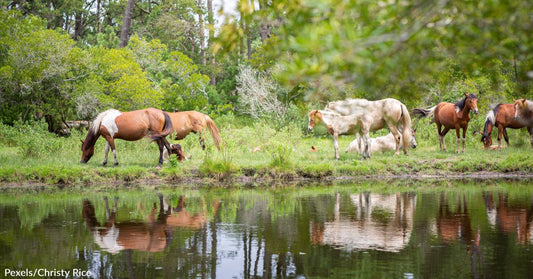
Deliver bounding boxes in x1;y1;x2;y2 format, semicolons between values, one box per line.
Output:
325;98;413;155
513;99;533;148
346;129;417;155
308;109;372;159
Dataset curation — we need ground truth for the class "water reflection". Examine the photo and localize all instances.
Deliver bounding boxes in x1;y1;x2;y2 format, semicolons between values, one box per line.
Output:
485;193;533;245
311;193;415;252
2;182;533;278
82;194;219;254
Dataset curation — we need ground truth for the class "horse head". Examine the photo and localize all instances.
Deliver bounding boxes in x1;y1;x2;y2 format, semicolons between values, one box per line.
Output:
409;129;417;149
80;139;95;163
170;144;187;161
513;99;527;120
464;93;479;114
308;110;322;131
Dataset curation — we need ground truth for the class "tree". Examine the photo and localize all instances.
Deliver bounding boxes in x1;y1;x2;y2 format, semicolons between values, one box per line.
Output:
119;0;135;47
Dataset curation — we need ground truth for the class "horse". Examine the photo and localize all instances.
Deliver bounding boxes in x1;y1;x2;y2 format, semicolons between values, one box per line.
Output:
162;143;188;162
346;129;417;155
325;98;413;155
413;93;479;153
308;109;372;159
480;103;528;149
513;99;533;148
168;111;222;150
80;108;174;167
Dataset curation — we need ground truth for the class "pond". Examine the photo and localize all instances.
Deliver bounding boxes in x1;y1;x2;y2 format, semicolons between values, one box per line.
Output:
1;179;533;278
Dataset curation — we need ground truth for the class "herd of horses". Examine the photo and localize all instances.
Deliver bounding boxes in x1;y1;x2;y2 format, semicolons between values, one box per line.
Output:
80;96;533;166
310;95;533;159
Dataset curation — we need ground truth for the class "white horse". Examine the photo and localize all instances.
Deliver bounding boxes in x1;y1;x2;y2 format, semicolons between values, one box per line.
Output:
325;98;413;155
513;99;533;148
346;130;417;155
308;109;372;159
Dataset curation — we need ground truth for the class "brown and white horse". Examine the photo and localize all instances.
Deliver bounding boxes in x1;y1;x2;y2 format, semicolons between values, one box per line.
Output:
413;93;479;153
480;103;529;149
168;111;222;150
513;99;533;148
80;108;174;167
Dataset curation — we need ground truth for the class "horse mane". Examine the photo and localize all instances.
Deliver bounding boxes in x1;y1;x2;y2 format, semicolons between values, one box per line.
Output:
91;109;121;134
455;94;477;110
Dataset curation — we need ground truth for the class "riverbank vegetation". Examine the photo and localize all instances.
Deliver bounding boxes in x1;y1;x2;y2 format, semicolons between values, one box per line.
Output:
1;116;531;186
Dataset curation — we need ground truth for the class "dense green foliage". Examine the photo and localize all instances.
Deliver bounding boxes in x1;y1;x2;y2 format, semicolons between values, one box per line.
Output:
1;0;532;131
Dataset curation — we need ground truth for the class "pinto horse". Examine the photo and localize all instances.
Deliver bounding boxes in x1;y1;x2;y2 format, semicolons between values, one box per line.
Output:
346;129;417;155
80;108;174;167
325;98;413;155
513;99;533;148
413;93;479;153
308;109;372;159
480;103;528;149
168;111;222;150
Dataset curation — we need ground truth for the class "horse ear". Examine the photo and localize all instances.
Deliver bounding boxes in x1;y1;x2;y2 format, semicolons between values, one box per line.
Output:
80;139;84;144
521;99;527;104
464;92;468;97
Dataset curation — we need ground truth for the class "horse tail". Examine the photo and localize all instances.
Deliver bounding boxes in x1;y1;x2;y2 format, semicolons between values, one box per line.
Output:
150;111;173;140
205;115;222;150
400;104;412;151
412;106;436;119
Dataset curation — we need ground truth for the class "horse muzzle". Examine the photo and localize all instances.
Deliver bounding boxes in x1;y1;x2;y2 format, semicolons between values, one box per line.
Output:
473;109;479;114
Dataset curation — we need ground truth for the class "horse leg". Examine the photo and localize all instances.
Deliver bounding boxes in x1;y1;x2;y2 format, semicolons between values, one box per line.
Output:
455;126;461;153
497;126;503;149
333;132;340;160
388;124;402;155
528;127;533;149
362;131;371;159
502;128;510;147
102;141;110;166
156;139;165;168
438;125;449;152
462;125;468;153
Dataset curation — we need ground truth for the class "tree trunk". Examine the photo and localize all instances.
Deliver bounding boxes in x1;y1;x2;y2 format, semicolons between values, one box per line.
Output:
74;10;84;40
198;0;206;65
97;0;101;33
119;0;135;47
207;0;216;85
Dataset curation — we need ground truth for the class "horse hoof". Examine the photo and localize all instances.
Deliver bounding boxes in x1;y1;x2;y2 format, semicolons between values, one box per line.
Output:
113;162;119;167
101;162;107;166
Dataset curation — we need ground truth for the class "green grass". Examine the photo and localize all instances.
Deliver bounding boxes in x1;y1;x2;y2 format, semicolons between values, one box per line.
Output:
0;118;532;185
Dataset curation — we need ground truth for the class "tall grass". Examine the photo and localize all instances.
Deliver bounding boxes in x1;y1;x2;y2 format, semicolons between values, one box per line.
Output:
0;115;532;185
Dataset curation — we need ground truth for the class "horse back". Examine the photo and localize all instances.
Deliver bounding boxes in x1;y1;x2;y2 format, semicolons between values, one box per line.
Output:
496;104;526;128
113;108;169;140
435;102;467;128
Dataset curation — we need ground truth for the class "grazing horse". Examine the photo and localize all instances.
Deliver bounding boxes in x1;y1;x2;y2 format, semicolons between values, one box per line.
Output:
308;109;372;159
513;99;533;148
413;93;479;153
480;103;528;149
168;111;222;150
346;129;417;155
325;98;413;155
80;108;173;167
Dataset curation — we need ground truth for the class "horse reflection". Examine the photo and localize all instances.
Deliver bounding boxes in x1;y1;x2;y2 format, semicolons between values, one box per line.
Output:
485;193;533;244
83;194;219;254
310;192;416;252
436;193;475;243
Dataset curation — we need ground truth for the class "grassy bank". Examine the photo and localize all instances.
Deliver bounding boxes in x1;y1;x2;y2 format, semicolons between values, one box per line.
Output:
1;117;532;186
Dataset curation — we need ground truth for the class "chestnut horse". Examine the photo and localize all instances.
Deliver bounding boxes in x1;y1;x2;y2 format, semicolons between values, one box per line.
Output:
480;103;529;149
80;108;174;167
413;93;479;153
168;111;222;150
513;99;533;148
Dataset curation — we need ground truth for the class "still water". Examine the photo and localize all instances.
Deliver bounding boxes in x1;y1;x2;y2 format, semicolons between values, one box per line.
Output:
1;179;533;278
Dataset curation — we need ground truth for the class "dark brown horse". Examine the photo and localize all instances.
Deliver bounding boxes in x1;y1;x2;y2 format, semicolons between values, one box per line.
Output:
168;111;222;150
80;108;174;167
513;99;533;148
413;93;479;153
480;103;528;149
